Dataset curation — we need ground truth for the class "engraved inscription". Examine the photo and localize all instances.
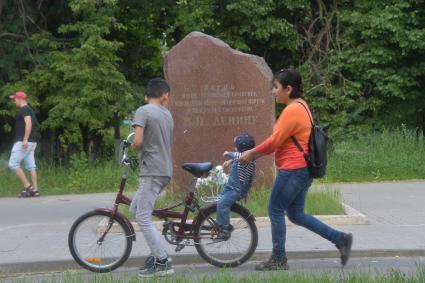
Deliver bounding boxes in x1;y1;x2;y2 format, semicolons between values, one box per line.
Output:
175;84;265;128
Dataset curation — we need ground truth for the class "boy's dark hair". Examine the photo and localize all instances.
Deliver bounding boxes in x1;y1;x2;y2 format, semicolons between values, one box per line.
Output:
274;68;303;99
235;133;256;152
146;78;170;98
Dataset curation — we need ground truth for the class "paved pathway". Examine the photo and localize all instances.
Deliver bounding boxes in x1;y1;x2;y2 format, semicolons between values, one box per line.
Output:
0;180;424;274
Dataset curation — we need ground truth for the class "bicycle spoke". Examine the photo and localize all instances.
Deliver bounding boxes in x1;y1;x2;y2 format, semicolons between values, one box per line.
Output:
196;209;255;265
70;214;130;270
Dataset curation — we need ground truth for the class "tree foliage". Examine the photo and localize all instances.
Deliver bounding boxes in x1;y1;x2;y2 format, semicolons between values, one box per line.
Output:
334;0;425;131
1;0;424;158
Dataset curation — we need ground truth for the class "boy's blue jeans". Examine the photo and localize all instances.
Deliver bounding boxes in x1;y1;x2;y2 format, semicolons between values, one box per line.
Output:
270;168;343;260
216;185;244;227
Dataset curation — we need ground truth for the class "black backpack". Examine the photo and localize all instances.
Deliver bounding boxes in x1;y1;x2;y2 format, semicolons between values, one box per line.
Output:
291;102;328;179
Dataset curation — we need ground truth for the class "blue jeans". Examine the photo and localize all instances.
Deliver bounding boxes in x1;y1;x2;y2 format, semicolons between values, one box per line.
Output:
216;185;242;226
269;168;343;260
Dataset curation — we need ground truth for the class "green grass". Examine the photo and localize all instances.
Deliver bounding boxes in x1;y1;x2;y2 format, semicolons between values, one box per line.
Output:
1;128;424;199
0;154;139;197
326;127;425;182
9;266;425;283
244;185;343;215
117;184;344;219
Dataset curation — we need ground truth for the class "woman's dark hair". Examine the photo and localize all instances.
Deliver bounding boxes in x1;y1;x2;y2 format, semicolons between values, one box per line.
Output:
146;78;170;98
274;68;303;98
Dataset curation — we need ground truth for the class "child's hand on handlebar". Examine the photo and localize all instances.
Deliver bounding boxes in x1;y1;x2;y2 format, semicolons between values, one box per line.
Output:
223;151;230;158
222;160;231;170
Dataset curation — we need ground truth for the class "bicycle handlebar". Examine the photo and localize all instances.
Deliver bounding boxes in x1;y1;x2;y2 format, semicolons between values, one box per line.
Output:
120;132;136;168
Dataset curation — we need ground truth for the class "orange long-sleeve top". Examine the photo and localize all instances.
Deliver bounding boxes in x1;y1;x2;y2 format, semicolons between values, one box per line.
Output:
255;100;312;170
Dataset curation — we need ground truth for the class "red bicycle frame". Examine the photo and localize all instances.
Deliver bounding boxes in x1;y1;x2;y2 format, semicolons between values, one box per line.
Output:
99;160;205;244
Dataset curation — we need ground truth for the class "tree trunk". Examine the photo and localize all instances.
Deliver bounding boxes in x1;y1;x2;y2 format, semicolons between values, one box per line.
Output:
40;129;51;161
113;112;121;162
422;108;425;140
89;132;103;161
80;125;90;156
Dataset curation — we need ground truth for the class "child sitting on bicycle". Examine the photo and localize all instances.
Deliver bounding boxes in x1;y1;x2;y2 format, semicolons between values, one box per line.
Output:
216;133;256;237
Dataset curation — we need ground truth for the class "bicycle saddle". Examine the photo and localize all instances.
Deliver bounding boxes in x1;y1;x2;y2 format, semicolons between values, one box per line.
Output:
181;162;213;178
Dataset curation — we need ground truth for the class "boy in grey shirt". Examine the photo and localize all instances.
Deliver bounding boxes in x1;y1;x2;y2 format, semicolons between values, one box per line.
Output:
130;78;174;278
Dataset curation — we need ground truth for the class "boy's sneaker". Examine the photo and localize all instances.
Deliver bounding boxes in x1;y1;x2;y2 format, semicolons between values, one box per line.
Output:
138;257;174;278
255;256;289;271
336;233;353;266
139;255;155;271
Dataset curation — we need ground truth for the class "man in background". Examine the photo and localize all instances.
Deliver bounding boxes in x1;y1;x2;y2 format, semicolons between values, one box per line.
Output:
8;91;40;197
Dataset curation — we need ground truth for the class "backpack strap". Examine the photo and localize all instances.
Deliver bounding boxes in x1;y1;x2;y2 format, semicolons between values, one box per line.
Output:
291;136;310;161
296;100;314;126
291;136;306;154
291;101;313;157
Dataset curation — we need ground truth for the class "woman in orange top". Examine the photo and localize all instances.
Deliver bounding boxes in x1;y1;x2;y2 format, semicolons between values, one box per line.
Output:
240;69;352;271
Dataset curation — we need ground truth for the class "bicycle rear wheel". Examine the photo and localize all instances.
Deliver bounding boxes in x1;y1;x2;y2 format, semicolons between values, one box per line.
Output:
68;210;133;273
193;203;258;267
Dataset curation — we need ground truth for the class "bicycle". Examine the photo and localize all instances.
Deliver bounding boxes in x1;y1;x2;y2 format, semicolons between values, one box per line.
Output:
68;133;258;273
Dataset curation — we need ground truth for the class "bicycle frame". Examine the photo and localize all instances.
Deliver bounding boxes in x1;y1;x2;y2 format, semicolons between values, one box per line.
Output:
152;177;201;241
96;167;136;242
100;139;208;244
69;134;259;272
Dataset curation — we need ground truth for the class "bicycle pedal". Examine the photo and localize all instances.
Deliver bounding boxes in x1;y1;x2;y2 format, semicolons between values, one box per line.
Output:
175;244;185;252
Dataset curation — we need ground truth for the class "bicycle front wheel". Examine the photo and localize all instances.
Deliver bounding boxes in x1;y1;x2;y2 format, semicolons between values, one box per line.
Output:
68;210;133;273
194;203;258;267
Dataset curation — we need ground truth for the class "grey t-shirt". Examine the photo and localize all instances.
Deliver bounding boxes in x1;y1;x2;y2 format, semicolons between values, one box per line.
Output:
132;104;174;177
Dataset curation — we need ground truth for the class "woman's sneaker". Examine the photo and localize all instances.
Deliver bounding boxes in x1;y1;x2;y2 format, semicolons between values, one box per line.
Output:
255;256;289;271
138;257;174;278
336;233;353;266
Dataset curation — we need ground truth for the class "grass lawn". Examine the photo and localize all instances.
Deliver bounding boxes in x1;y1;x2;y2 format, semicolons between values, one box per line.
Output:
244;185;344;216
9;267;425;283
1;129;424;216
117;184;344;220
326;128;425;182
0;155;139;197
